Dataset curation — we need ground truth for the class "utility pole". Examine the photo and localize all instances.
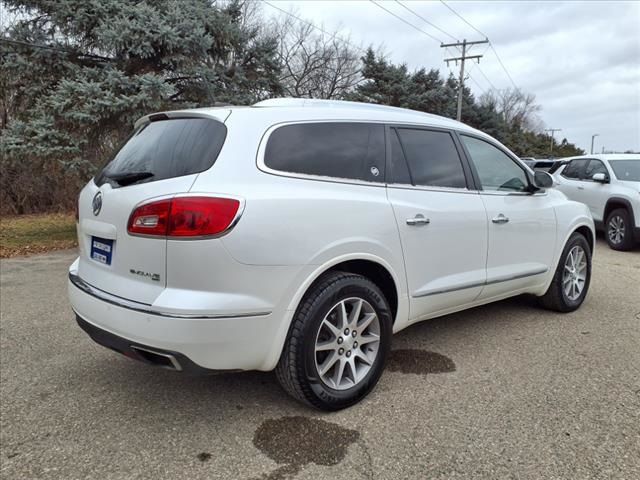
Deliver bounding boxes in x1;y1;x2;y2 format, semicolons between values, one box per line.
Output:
545;128;561;156
441;38;489;121
590;134;599;154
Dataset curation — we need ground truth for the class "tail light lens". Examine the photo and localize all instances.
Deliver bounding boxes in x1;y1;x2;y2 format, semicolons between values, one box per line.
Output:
128;197;240;238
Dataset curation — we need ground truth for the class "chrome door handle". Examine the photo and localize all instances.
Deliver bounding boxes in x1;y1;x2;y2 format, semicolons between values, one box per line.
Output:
492;214;509;224
406;214;430;226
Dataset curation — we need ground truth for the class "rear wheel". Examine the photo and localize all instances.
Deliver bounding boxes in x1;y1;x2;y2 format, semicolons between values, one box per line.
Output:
606;208;635;251
539;232;591;312
275;271;392;411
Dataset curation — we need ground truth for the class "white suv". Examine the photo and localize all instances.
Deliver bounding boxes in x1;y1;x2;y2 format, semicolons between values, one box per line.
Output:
553;154;640;250
69;98;595;410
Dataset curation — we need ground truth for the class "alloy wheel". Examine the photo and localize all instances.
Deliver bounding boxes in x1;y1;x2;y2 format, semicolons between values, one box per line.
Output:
314;297;381;390
608;215;625;245
562;245;588;301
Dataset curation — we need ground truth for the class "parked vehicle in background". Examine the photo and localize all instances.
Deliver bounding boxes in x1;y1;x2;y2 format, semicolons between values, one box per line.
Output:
553;154;640;250
521;158;562;172
68;98;595;410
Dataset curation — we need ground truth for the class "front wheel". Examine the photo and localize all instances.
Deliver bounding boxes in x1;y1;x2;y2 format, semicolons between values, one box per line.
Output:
539;232;592;312
275;271;392;411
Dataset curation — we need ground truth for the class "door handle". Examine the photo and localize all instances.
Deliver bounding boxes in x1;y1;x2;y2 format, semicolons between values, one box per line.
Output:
492;214;509;224
577;186;584;190
406;214;430;226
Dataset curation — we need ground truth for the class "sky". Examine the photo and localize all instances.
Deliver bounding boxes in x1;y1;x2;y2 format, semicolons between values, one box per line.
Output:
263;0;640;154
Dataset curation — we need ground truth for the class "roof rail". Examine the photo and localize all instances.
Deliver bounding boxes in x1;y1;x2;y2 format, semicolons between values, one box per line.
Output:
253;97;435;117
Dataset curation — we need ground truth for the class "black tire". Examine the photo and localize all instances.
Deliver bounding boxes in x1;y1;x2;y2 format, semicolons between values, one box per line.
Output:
539;232;592;312
275;271;392;411
605;208;635;251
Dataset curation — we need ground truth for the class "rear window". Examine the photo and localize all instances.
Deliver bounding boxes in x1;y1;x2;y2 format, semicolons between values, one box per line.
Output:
609;160;640;181
264;122;385;182
96;118;226;187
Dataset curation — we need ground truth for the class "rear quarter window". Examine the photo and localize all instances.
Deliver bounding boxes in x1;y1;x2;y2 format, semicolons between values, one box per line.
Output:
264;122;385;182
96;117;227;187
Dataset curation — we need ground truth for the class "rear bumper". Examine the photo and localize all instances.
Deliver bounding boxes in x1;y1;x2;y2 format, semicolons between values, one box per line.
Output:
75;314;226;374
69;273;285;372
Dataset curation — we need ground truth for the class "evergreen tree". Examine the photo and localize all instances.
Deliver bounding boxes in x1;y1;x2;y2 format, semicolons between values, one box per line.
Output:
351;49;583;158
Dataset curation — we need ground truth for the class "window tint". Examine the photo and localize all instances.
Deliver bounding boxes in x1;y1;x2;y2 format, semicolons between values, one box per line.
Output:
96;118;226;187
395;129;466;188
389;129;412;184
264;123;385;182
561;159;589;179
584;159;608;180
461;135;528;192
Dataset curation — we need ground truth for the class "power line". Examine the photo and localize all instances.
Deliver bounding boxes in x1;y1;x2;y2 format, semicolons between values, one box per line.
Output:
261;0;367;53
439;0;486;37
439;0;518;90
467;73;486;95
489;43;518;89
472;63;497;91
394;1;459;42
369;0;444;44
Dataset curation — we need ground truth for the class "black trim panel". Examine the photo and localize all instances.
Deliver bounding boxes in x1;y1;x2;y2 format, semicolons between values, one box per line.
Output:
75;314;238;376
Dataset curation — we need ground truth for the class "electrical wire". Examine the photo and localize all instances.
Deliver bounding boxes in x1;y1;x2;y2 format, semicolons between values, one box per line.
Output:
394;0;459;42
368;0;444;44
262;0;367;53
439;0;518;89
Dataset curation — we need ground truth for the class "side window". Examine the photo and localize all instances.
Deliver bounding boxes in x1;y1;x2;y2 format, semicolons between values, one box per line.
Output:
394;128;467;188
264;122;385;182
584;159;608;180
561;159;589;179
460;135;528;192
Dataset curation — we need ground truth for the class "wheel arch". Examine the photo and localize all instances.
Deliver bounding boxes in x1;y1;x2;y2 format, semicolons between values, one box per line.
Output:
573;225;595;254
262;254;407;371
604;198;636;229
538;210;595;297
287;255;404;325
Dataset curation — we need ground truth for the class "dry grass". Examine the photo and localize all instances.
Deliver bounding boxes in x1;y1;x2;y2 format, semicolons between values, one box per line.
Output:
0;213;77;258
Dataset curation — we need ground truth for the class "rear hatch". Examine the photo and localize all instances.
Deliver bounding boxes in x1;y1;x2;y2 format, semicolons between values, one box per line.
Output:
76;112;228;304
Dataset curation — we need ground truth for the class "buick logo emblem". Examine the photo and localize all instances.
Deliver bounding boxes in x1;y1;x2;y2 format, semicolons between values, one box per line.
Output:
92;192;103;216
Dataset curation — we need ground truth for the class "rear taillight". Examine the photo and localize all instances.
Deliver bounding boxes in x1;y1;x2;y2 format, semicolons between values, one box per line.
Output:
127;197;240;238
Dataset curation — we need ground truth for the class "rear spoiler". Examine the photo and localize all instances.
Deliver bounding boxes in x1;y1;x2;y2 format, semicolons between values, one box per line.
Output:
134;108;232;130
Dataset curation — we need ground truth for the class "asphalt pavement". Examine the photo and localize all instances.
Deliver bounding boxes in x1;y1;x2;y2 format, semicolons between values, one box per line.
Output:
1;238;639;479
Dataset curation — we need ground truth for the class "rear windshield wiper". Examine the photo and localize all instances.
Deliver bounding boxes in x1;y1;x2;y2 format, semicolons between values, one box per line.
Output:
104;171;154;186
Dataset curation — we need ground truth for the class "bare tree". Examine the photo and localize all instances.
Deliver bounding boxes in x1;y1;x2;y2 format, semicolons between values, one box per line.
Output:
480;87;543;132
269;12;362;99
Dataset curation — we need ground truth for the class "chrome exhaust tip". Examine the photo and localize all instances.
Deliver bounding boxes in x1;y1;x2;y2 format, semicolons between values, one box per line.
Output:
130;345;182;371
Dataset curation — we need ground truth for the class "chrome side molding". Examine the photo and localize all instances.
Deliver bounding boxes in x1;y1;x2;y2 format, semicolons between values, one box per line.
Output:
413;267;549;298
68;272;271;320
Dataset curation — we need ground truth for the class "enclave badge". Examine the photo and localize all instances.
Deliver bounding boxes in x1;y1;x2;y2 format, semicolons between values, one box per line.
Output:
129;269;161;282
92;191;103;216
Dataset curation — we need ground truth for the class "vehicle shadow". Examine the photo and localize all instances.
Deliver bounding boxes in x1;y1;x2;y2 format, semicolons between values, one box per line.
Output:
61;293;547;419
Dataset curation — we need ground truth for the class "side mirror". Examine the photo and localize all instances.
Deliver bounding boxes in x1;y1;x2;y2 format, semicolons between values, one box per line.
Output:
592;172;609;183
533;170;553;189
